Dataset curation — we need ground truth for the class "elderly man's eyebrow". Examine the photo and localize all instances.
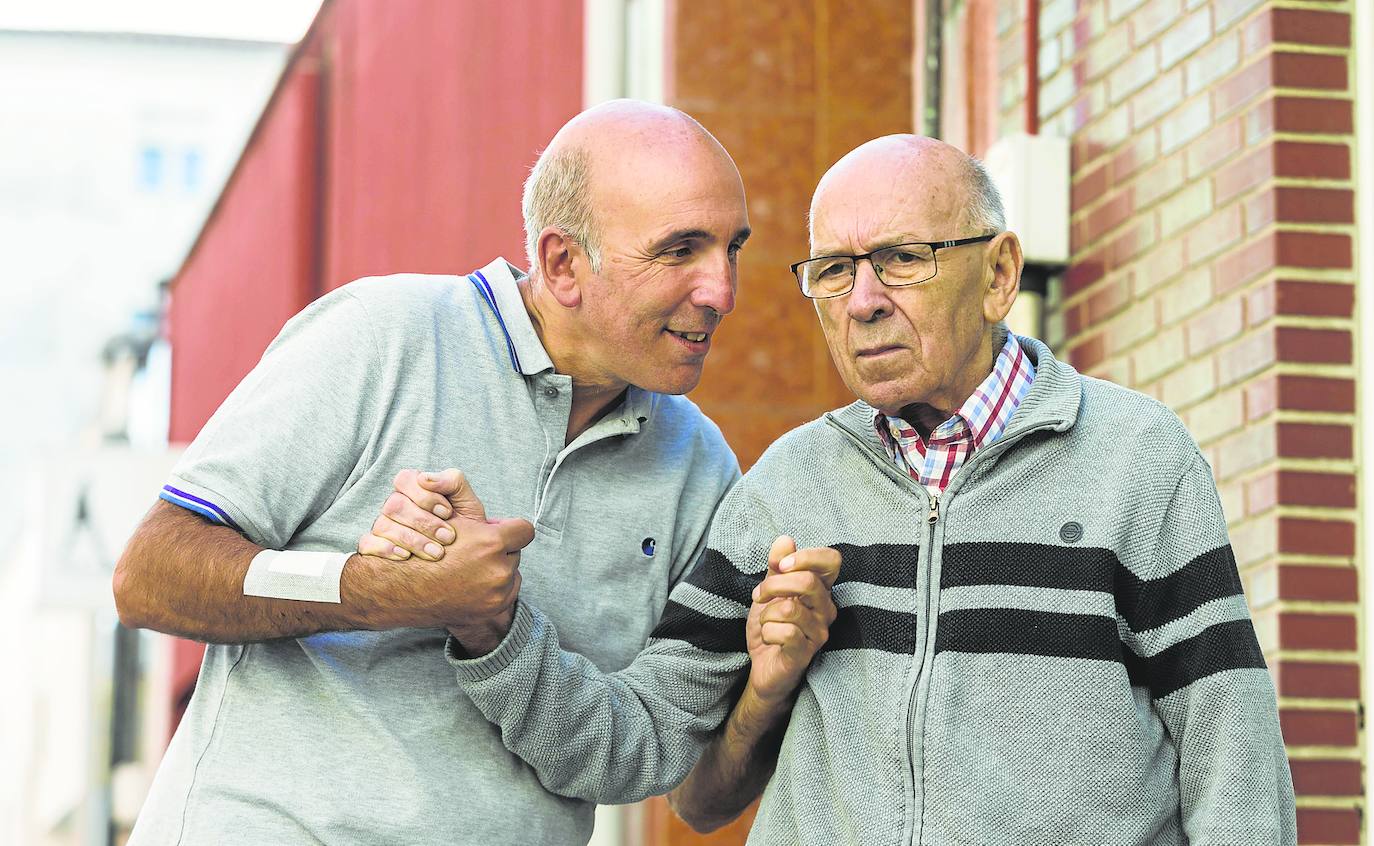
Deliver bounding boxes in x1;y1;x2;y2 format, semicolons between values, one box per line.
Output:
810;234;925;258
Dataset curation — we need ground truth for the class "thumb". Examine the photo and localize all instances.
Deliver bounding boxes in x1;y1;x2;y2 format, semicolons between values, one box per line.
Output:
419;468;465;496
440;471;487;522
767;535;797;574
494;517;536;553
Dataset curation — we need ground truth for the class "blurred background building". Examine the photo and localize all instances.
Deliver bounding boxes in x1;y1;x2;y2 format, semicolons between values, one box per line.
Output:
0;17;294;846
4;0;1371;844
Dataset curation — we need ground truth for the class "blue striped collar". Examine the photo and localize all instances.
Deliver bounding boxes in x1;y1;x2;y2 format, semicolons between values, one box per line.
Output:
468;258;655;427
467;257;553;376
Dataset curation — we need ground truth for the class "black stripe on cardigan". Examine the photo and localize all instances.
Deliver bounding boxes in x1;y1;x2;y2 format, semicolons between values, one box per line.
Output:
683;549;760;607
822;605;918;654
685;543;921;610
1135;617;1267;699
940;542;1245;633
650;601;748;654
935;607;1265;700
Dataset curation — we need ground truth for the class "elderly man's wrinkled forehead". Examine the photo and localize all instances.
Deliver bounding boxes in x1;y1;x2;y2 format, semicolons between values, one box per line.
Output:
809;135;976;251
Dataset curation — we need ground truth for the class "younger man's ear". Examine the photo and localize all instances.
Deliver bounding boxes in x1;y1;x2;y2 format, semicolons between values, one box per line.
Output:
537;227;584;308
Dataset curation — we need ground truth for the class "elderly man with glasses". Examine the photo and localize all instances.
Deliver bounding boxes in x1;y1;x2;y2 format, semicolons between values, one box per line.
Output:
373;134;1295;845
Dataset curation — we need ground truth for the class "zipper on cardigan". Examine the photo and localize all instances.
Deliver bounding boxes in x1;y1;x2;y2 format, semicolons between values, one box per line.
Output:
824;410;1064;845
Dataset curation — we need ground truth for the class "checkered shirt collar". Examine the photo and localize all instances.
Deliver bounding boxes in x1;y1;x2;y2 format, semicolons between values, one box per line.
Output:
874;331;1036;456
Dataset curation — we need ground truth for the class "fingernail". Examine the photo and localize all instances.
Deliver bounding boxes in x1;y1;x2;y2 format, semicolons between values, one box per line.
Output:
433;503;452;519
780;555;795;571
391;547;410;560
436;526;455;544
424;542;443;558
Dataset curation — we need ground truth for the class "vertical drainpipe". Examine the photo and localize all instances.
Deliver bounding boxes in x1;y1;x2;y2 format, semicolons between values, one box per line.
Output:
922;0;942;137
1024;0;1039;135
309;40;330;302
1019;0;1048;341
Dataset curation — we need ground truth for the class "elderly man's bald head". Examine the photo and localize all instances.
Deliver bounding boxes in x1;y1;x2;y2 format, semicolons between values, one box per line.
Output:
810;135;1004;248
522;100;735;274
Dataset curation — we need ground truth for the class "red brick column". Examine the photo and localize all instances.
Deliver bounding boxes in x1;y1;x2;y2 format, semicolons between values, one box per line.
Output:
999;0;1361;841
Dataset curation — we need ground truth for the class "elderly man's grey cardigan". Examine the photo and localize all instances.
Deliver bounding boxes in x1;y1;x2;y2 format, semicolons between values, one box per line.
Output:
452;337;1297;846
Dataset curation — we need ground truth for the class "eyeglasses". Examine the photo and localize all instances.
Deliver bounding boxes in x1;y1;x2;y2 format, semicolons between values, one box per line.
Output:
789;234;998;299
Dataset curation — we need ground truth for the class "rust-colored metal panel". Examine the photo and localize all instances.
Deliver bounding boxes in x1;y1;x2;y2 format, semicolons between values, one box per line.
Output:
670;0;916;473
643;795;762;846
649;0;915;841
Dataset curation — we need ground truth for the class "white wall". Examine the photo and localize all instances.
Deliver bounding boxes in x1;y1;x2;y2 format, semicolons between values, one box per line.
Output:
0;30;285;845
0;30;284;532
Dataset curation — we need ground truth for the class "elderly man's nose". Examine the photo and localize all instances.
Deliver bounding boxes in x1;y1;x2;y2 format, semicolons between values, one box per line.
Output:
846;259;889;322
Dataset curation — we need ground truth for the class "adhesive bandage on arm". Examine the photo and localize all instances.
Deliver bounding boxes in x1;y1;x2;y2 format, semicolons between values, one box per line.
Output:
244;549;349;603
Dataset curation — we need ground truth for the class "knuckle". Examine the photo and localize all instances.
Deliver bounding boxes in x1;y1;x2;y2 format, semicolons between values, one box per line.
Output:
382;492;406;517
413;511;439;535
393;469;413;489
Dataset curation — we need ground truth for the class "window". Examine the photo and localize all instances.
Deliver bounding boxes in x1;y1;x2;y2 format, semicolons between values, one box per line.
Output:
138;145;164;190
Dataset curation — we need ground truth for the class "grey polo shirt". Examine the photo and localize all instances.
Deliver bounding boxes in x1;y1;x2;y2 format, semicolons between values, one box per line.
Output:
131;258;741;845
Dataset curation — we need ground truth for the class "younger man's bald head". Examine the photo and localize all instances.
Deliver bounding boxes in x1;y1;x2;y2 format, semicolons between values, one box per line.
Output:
522;100;736;275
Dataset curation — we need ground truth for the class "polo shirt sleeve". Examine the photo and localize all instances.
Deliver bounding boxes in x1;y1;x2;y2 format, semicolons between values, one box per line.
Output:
1120;452;1296;844
160;289;382;549
446;479;776;804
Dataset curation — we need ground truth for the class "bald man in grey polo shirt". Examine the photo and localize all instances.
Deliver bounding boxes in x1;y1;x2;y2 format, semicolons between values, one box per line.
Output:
113;100;836;845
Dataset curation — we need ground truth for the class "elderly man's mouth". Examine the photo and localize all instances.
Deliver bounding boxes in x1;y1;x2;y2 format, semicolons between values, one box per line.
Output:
856;345;905;358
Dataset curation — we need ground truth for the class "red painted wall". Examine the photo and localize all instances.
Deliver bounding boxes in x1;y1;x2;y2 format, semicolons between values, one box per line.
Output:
164;0;583;728
168;53;322;442
169;0;583;439
321;0;581;289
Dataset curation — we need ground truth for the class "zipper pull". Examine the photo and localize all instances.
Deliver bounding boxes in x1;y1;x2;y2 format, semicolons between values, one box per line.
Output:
927;494;940;524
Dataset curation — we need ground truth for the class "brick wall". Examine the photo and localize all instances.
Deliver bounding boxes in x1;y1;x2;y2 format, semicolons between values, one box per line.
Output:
996;0;1361;841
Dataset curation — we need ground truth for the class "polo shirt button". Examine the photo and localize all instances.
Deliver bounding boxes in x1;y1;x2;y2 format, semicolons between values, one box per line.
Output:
543;386;559;398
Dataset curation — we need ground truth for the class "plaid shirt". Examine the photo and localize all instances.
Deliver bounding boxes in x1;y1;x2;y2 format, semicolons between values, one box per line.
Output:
876;332;1035;498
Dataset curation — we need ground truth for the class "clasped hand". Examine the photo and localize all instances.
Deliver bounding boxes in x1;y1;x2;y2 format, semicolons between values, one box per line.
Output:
358;469;532;654
360;470;839;699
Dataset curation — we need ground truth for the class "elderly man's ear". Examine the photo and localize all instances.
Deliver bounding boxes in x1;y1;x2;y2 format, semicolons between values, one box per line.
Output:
982;231;1024;324
536;227;584;308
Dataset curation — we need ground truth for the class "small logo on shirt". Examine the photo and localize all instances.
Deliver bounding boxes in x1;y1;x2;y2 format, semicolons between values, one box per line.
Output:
641;537;657;557
1059;521;1083;543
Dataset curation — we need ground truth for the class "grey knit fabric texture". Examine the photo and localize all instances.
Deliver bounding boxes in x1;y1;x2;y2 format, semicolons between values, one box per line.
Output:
452;336;1297;846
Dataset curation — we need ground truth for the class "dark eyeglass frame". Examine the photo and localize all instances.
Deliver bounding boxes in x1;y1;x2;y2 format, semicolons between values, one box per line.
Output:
789;233;999;299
